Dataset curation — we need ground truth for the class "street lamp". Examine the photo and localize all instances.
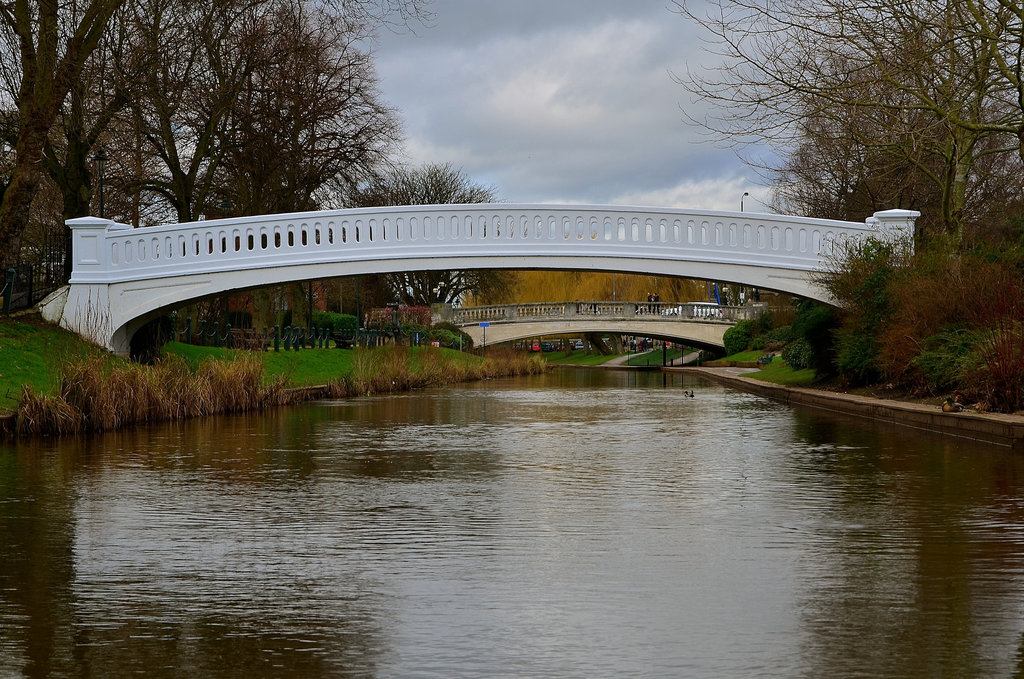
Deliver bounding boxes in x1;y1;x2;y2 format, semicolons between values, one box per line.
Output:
92;147;108;218
740;192;749;212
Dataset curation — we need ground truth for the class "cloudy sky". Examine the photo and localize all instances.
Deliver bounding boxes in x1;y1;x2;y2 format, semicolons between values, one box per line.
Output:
373;0;773;212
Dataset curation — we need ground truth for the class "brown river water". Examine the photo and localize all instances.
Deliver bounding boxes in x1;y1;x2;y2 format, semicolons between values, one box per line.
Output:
2;368;1024;678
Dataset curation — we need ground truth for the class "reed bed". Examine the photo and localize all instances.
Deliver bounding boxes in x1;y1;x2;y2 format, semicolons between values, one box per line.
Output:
328;346;546;397
14;346;542;436
15;353;291;436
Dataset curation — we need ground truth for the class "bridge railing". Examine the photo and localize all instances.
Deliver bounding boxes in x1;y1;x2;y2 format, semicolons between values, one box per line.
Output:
64;205;919;286
446;301;755;325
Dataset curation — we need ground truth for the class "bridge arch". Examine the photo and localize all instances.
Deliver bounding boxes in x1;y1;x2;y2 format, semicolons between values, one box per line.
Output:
40;204;918;354
448;301;753;351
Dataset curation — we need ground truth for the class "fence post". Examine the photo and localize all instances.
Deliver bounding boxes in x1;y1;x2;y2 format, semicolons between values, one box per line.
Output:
2;268;14;314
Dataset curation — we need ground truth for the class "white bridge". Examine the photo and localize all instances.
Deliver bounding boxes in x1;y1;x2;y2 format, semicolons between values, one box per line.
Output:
447;301;753;350
40;203;918;355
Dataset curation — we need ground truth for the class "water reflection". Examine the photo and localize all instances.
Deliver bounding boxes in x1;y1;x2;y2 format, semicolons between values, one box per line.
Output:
1;370;1024;677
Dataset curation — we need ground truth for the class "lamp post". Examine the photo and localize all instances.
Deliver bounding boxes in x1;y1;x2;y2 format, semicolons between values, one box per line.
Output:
740;192;749;212
93;147;107;218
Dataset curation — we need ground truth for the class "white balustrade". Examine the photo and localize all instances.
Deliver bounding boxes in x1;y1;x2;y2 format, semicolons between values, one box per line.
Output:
67;205;918;285
52;204;918;354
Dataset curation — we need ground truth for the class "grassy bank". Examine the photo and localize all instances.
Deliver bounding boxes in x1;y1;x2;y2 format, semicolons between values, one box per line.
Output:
1;315;546;437
0;315;107;411
542;350;619;366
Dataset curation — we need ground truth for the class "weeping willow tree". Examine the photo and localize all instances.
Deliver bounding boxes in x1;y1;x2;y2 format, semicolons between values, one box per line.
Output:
505;271;709;304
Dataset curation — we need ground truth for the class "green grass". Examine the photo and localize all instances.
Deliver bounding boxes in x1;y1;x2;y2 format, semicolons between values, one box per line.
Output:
0;315;496;413
625;348;686;366
163;341;357;387
714;349;764;363
0;316;110;411
163;342;493;387
747;357;818;386
543;350;619;366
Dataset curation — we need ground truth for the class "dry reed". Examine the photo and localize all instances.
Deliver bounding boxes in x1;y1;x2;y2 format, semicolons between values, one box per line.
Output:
14;353;292;436
329;346;546;397
14;346;542;436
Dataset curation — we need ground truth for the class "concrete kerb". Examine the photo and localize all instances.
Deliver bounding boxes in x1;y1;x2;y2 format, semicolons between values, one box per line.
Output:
671;366;1024;451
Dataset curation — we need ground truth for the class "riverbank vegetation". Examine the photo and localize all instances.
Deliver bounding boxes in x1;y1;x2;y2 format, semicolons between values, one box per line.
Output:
719;240;1024;412
1;315;546;437
676;1;1024;413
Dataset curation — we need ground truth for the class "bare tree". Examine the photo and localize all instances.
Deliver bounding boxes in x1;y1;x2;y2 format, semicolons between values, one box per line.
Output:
349;163;509;306
0;0;125;270
219;0;400;215
120;0;269;223
673;0;1024;242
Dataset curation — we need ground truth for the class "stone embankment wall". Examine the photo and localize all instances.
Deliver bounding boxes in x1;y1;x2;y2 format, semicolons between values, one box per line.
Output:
675;367;1024;451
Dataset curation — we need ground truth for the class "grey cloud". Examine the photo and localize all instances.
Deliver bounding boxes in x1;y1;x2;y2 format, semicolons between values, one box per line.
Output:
375;0;763;210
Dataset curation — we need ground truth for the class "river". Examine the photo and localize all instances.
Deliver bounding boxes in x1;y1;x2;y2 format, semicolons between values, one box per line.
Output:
2;369;1024;678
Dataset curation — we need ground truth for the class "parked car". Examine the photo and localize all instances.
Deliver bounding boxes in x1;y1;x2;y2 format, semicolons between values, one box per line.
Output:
573;340;584;350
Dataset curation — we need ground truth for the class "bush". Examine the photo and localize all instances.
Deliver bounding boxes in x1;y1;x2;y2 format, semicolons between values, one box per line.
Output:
834;326;881;385
910;328;977;394
723;320;754;355
401;322;429;339
781;338;814;370
752;325;794;352
433;322;473;350
766;325;794;345
791;301;838;375
399;306;432;326
964;320;1024;412
312;312;358;332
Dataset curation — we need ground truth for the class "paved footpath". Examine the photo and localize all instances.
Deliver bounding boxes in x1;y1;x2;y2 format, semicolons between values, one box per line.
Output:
668;366;1024;451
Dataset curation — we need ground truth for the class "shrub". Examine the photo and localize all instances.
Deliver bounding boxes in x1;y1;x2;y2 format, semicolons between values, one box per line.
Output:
766;325;794;345
834;326;881;385
909;328;977;394
791;301;838;376
781;338;814;370
401;322;429;339
313;312;357;332
723;319;753;355
432;322;474;350
399;306;432;326
753;325;794;352
964;320;1024;412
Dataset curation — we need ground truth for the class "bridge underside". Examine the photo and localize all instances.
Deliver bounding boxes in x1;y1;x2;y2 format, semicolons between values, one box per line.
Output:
463;319;729;351
46;254;821;355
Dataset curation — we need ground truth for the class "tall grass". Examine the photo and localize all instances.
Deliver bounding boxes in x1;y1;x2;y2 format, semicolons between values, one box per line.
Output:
15;354;291;436
14;346;543;436
328;346;546;397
